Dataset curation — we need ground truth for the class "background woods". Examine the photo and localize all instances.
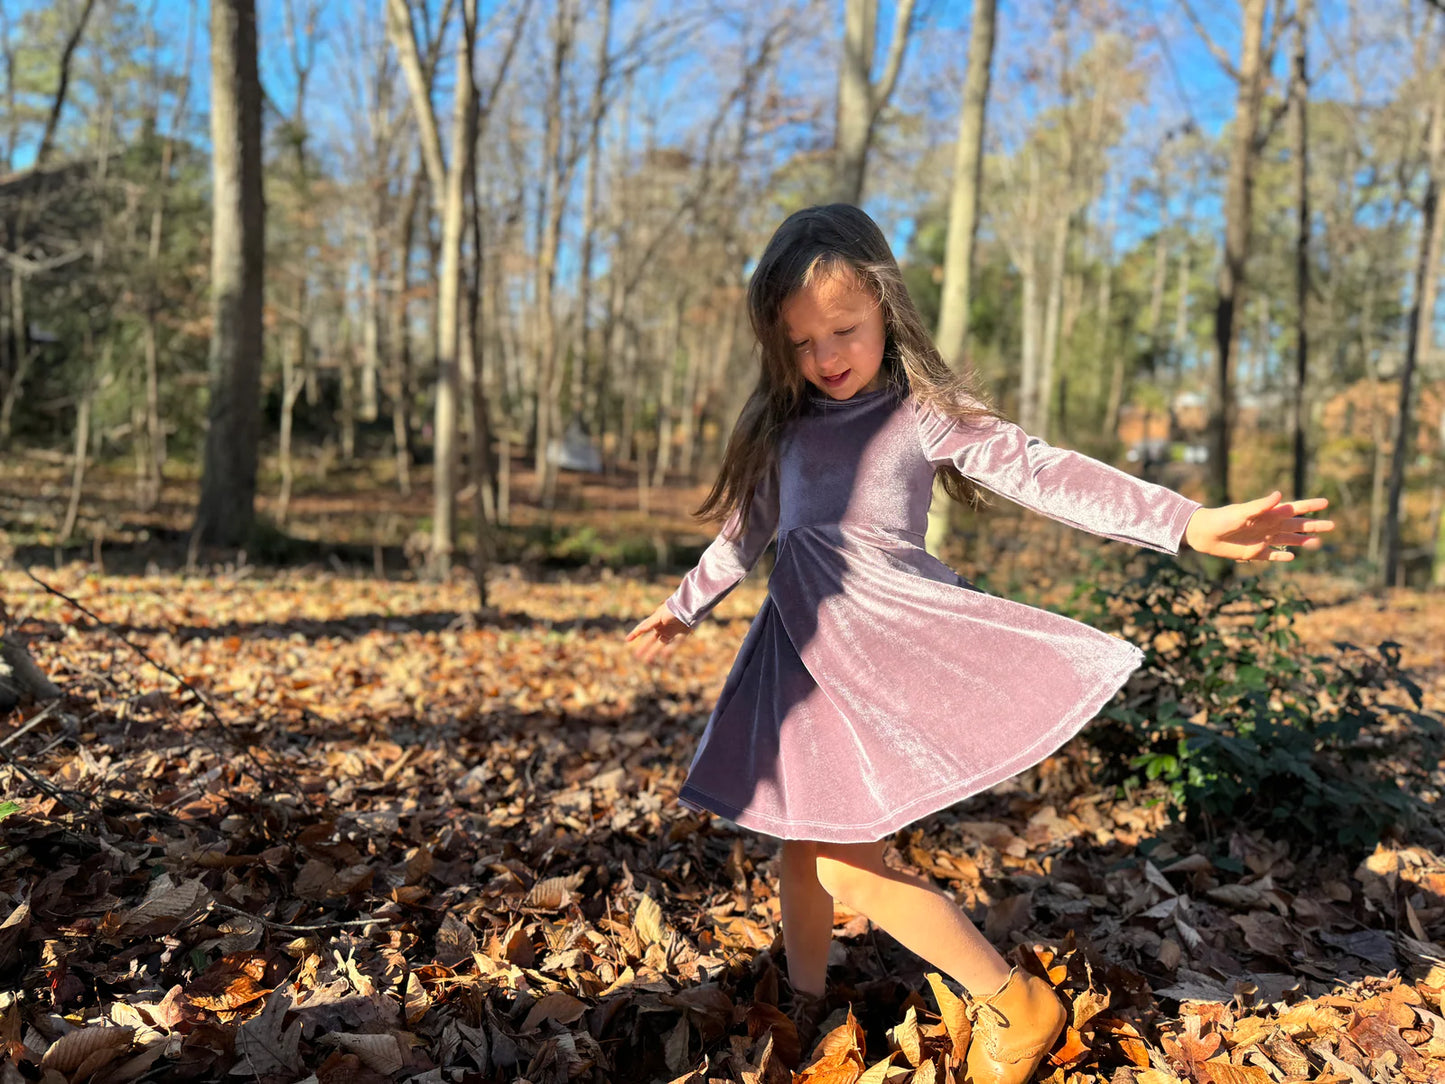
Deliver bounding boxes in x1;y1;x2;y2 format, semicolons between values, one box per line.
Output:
4;2;1445;1082
1;0;1444;590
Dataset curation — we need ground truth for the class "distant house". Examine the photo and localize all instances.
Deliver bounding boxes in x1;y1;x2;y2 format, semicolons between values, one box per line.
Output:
1117;390;1209;466
547;416;602;472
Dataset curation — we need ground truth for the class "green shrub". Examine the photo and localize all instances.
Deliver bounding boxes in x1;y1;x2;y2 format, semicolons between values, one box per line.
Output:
1066;554;1443;852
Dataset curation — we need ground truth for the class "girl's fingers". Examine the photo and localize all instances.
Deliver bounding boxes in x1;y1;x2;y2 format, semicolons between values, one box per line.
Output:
1278;514;1335;533
1246;490;1283;514
1263;497;1330;519
625;614;660;641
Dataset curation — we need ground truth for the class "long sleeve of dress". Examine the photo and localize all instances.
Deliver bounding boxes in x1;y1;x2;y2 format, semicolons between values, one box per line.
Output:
664;458;781;627
914;396;1202;556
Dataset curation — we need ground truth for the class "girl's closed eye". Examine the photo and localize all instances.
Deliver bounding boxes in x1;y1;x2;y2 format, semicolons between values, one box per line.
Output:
792;327;856;349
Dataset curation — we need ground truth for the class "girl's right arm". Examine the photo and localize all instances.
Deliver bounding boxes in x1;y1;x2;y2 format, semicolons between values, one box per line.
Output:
662;457;782;629
625;459;781;662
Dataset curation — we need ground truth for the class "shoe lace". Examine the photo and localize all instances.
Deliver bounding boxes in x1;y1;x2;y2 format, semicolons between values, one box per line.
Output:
965;998;1009;1028
963;966;1018;1029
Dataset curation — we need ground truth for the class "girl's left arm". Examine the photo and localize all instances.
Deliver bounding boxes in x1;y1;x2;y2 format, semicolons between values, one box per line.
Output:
915;397;1202;555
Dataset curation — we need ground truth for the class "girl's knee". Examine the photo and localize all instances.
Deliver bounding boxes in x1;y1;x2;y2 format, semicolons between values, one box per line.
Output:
813;841;883;900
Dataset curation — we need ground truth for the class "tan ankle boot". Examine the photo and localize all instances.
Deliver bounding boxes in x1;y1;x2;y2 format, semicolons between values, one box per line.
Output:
962;966;1067;1084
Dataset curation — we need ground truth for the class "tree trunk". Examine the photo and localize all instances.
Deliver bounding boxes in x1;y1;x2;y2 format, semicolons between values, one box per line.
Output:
277;328;305;523
926;0;996;562
339;321;356;461
1365;295;1387;569
833;0;917;203
1019;253;1042;432
0;272;31;445
571;0;612;431
532;0;577;510
1036;211;1070;442
1016;156;1046;432
194;0;265;548
139;7;193;511
389;168;421;498
361;222;382;424
60;363;96;543
1382;56;1445;588
1207;0;1268;507
652;298;682;488
429;0;478;579
1291;0;1311;501
1172;244;1192;378
679;320;706;478
934;0;996;368
461;167;493;606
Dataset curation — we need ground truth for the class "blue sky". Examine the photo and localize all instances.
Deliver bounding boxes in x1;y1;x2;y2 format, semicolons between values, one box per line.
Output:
3;0;1412;267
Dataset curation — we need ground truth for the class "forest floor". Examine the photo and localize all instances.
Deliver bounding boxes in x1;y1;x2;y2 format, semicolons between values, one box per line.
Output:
1;454;1444;1083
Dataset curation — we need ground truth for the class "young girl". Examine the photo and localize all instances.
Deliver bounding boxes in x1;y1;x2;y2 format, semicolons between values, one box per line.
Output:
624;204;1333;1083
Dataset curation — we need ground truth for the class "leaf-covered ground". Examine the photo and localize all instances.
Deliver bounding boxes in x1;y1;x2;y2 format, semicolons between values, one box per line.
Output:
1;560;1443;1084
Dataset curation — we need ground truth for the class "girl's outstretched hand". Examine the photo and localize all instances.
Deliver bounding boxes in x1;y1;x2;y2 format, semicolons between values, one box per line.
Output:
1183;490;1335;563
626;602;693;662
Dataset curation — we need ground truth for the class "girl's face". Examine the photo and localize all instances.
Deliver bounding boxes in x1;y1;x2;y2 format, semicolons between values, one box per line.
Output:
780;268;887;400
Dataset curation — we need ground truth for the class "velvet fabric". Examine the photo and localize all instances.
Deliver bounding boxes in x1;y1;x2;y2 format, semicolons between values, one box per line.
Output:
663;383;1202;843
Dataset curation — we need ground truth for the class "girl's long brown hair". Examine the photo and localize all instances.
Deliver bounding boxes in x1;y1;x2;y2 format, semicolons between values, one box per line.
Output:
693;203;1008;536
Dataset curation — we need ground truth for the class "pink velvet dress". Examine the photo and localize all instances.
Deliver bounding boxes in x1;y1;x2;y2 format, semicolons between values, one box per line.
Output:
663;382;1202;843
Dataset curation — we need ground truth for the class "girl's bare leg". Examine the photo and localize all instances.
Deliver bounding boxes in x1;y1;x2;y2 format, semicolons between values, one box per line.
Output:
814;839;1012;996
778;839;833;996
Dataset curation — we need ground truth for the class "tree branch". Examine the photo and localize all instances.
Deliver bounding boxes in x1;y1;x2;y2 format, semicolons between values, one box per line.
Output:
35;0;97;169
386;0;447;207
1179;0;1242;82
870;0;918;123
1262;0;1293;71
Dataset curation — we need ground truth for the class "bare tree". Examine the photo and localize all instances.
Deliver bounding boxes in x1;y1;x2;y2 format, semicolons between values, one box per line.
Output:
135;0;198;510
194;0;266;548
1188;0;1287;504
1290;0;1311;502
834;0;918;203
1383;30;1445;588
530;0;581;510
934;0;996;367
276;0;325;524
926;0;996;560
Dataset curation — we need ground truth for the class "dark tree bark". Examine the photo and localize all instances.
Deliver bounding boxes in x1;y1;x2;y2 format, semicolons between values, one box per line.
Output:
1207;0;1269;506
1290;0;1311;503
1383;54;1445;588
194;0;265;547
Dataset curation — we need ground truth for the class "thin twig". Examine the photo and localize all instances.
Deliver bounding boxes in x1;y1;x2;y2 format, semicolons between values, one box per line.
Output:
0;699;66;751
22;569;314;804
0;747;92;812
210;900;393;932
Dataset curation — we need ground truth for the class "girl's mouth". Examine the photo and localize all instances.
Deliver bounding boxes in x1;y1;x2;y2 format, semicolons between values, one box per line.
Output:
822;370;849;386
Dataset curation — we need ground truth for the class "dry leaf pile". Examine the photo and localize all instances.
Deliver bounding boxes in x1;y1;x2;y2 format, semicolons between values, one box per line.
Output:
0;566;1442;1084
